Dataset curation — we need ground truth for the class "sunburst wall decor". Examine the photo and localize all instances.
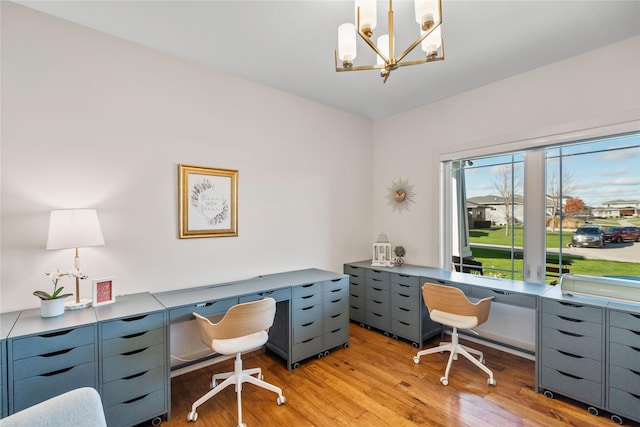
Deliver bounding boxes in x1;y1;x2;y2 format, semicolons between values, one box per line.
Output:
386;178;416;213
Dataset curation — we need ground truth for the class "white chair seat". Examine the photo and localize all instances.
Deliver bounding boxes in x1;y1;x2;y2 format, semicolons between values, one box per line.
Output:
429;310;479;330
212;330;268;355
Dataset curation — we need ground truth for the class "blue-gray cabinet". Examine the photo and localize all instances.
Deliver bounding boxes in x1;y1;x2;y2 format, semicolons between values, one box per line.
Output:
0;312;19;419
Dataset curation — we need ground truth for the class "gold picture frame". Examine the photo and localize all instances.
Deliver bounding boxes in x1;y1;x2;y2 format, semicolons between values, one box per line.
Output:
179;164;238;238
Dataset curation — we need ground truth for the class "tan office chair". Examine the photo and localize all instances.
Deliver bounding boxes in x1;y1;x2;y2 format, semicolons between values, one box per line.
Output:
186;298;286;426
413;283;497;386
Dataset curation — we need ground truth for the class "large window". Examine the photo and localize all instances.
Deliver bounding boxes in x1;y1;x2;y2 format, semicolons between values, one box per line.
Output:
450;132;640;284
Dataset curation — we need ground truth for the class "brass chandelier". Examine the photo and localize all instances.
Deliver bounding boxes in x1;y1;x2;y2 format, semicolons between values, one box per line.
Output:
335;0;444;83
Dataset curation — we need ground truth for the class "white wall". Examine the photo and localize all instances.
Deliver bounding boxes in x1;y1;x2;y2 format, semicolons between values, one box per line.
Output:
0;3;374;312
373;35;640;268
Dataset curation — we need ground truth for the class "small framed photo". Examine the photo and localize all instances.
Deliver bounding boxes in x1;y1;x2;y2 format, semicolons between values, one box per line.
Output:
92;277;115;306
179;164;238;238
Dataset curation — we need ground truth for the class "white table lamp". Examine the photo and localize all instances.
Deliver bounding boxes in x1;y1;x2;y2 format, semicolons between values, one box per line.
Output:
46;209;105;310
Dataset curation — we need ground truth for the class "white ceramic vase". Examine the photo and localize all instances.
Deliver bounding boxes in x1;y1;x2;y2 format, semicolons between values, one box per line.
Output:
41;298;65;317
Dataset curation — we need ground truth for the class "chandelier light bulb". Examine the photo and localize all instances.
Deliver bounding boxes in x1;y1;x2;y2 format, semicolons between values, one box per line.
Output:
377;34;390;65
421;25;442;58
355;0;377;36
415;0;440;31
338;23;357;67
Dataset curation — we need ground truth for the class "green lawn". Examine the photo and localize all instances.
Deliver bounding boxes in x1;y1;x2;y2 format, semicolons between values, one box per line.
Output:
468;226;640;283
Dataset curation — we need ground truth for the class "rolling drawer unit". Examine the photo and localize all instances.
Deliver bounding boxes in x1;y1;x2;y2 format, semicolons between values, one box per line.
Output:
96;293;168;427
6;308;98;414
323;277;349;351
538;297;606;411
607;306;640;424
365;269;391;334
344;264;366;325
291;282;324;367
391;274;442;347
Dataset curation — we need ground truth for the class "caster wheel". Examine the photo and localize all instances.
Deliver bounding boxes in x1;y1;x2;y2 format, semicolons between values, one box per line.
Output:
277;395;286;406
317;352;324;359
392;335;398;340
257;373;264;381
440;377;449;386
151;417;162;426
292;362;300;369
238;423;246;427
186;411;198;422
343;342;350;349
412;342;419;348
543;390;554;399
587;407;599;416
210;380;216;389
611;415;623;425
413;356;420;364
487;378;496;386
383;331;390;337
324;350;330;357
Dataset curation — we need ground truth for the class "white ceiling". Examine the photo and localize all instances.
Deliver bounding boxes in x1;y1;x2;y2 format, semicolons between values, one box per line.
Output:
13;0;640;120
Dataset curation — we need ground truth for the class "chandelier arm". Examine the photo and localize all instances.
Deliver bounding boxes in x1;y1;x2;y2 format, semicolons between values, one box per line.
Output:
396;56;444;68
396;21;441;63
336;64;387;72
358;28;389;65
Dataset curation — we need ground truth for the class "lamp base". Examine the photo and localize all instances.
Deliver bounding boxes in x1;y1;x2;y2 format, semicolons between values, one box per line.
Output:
65;299;93;310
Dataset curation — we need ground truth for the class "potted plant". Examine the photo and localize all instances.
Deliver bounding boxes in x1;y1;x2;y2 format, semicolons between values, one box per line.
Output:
394;246;406;266
34;269;73;317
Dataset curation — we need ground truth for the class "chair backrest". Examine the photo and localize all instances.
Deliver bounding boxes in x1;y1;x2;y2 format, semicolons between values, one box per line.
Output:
193;297;276;346
422;283;492;325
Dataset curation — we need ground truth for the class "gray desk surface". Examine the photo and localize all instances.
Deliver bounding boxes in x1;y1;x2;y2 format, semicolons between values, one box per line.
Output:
95;292;165;321
0;312;19;340
153;268;346;309
7;306;97;338
346;260;549;296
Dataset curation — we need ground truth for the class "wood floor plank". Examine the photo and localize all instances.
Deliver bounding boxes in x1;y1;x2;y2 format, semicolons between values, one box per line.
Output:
158;323;638;427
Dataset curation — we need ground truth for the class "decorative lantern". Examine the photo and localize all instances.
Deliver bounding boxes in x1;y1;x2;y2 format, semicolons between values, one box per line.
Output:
372;232;393;267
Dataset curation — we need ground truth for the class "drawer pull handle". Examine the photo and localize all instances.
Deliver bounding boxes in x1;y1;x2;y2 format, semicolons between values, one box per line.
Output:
372;270;382;273
123;331;147;339
302;283;315;288
492;290;508;295
331;328;342;333
41;329;72;338
122;315;147;322
557;371;582;380
557;350;583;359
123;394;149;405
330;288;341;293
301;322;314;327
196;302;215;308
436;280;446;284
301;305;315;311
41;348;73;358
372;313;382;318
123;371;147;380
399;321;410;326
302;338;314;343
123;347;148;356
558;330;582;337
302;295;315;300
397;284;410;288
399;293;410;298
558;315;583;323
372;300;382;304
631;346;640;352
631;330;640;336
399;274;410;278
631;314;640;320
41;366;73;377
558;302;583;308
331;299;342;304
331;313;342;318
399;307;410;312
372;287;382;291
630;370;640;376
331;278;342;282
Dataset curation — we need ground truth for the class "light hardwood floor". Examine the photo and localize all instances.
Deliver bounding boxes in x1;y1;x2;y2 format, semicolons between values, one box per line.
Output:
162;323;636;427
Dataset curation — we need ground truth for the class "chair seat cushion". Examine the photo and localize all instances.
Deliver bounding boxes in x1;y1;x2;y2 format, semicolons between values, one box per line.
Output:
430;309;479;329
212;330;269;355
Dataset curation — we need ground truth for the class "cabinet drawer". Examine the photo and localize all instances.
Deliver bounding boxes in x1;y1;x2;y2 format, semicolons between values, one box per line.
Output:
349;304;366;324
102;344;164;383
610;365;640;395
541;326;602;360
390;273;418;287
367;287;390;305
104;388;165;427
471;288;537;308
102;328;164;358
344;264;363;278
392;319;419;342
324;284;348;302
13;362;95;412
540;346;601;383
325;311;348;332
293;282;323;298
366;269;389;282
348;274;364;285
293;303;322;326
324;277;347;293
366;277;389;291
609;387;640;422
13;343;95;381
392;305;418;326
102;365;165;408
542;299;603;323
610;342;640;371
542;313;602;339
294;292;322;309
293;320;322;344
324;326;349;350
610;326;640;348
366;297;389;315
391;282;419;298
169;297;237;323
610;310;640;331
349;281;365;297
12;326;94;360
101;312;164;340
367;312;390;332
540;366;602;407
292;336;322;362
392;292;419;312
325;298;348;317
239;287;291;303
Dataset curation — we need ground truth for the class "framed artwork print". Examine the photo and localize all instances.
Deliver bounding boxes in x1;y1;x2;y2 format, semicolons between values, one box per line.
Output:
92;277;115;306
179;164;238;238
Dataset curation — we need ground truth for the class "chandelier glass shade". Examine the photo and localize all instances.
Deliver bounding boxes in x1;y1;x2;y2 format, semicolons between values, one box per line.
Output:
335;0;444;83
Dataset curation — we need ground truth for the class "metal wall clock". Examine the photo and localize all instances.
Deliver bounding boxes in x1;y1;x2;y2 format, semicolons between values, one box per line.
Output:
386;178;416;213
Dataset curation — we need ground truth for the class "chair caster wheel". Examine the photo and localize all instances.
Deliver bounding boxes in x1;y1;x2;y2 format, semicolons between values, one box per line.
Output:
413;356;420;364
277;395;286;406
440;377;448;386
186;411;198;422
257;373;264;380
488;377;496;386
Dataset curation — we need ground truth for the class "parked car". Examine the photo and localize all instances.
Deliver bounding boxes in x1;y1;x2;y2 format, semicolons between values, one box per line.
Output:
603;226;640;243
571;225;605;248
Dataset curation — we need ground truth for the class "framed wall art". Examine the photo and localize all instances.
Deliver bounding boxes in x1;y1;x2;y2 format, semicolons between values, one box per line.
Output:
179;164;238;238
92;277;115;306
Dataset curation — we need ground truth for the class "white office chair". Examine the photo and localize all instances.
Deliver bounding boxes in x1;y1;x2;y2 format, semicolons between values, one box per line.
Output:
413;283;497;387
186;297;286;426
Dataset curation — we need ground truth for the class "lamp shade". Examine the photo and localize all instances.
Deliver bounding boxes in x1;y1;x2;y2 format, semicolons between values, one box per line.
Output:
46;209;105;250
338;23;357;62
377;34;391;65
421;25;442;56
415;0;440;30
355;0;376;33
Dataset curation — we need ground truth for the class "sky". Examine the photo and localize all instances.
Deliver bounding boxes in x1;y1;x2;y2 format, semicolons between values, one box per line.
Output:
464;133;640;208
